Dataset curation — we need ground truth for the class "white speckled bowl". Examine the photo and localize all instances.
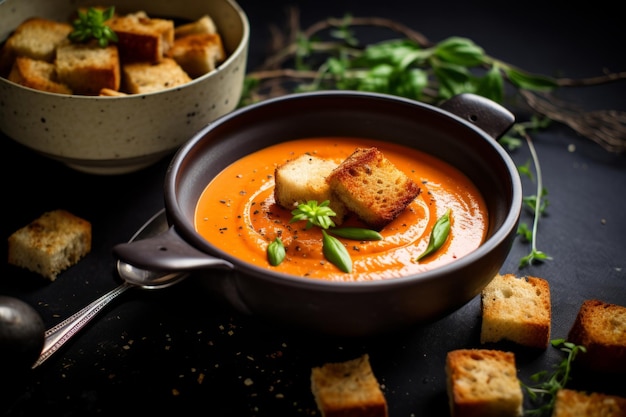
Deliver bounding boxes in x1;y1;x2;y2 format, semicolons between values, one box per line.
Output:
0;0;249;175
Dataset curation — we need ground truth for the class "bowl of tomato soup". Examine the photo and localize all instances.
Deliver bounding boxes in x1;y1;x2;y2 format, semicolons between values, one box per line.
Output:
114;91;522;336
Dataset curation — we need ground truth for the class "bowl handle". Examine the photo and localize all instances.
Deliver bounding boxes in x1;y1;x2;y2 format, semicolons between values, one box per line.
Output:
113;226;234;272
440;93;515;140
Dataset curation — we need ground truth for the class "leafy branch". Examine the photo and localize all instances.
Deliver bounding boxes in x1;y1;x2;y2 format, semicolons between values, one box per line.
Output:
241;11;626;153
521;339;587;416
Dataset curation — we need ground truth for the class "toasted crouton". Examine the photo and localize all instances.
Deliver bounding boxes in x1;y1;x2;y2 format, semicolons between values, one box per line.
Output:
567;299;626;373
480;273;552;349
326;147;421;230
446;349;523;417
552;389;626;417
122;57;191;94
55;42;121;95
274;154;348;224
168;33;225;78
8;56;72;94
107;13;174;63
174;15;218;38
311;354;388;417
0;17;72;76
8;210;92;281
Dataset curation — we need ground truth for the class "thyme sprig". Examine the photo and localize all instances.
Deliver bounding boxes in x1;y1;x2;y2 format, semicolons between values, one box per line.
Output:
522;339;587;416
69;6;118;47
508;118;553;267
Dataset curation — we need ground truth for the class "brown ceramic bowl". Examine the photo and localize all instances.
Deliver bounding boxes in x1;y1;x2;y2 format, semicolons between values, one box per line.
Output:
114;91;522;336
0;0;249;174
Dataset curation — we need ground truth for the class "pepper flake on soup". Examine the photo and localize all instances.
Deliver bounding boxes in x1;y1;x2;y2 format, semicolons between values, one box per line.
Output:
194;137;488;282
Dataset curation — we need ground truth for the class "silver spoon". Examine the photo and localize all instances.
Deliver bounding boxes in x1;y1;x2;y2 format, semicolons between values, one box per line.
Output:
32;209;188;369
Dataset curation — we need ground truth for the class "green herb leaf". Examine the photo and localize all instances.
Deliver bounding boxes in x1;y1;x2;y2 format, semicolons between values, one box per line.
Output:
322;230;352;273
519;248;551;268
69;6;118;47
433;37;486;67
432;62;474;99
523;189;549;216
498;135;523;151
416;208;451;261
267;237;286;266
290;200;336;229
475;65;504;103
503;66;558;91
329;227;383;241
516;222;533;242
518;160;534;181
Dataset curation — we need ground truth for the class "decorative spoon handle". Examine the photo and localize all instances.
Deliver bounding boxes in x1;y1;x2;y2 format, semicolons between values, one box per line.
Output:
32;282;132;369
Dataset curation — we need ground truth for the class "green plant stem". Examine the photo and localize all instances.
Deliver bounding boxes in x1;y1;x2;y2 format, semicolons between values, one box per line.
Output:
525;132;542;258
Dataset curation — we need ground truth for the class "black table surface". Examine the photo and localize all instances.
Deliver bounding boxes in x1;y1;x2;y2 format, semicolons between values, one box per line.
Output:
1;1;625;415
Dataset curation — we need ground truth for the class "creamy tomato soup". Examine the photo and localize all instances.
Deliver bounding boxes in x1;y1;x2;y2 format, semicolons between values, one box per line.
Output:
194;137;488;282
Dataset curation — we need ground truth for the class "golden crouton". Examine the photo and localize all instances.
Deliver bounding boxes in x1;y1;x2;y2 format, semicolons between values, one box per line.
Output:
174;15;218;38
8;210;92;281
311;354;388;417
122;57;191;94
0;17;72;76
327;147;421;229
107;13;174;63
168;33;225;78
567;299;626;373
8;56;72;94
55;42;121;95
274;154;348;224
481;274;552;349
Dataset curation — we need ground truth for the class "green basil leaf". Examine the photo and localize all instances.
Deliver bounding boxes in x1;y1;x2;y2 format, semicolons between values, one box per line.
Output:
329;227;383;241
503;67;558;91
433;62;474;98
475;65;504;103
322;230;352;273
360;39;425;67
434;37;486;67
267;237;286;266
416;208;451;261
498;135;522;151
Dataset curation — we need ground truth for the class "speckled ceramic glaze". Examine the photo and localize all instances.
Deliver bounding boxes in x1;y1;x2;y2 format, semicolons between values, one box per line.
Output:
0;0;249;174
